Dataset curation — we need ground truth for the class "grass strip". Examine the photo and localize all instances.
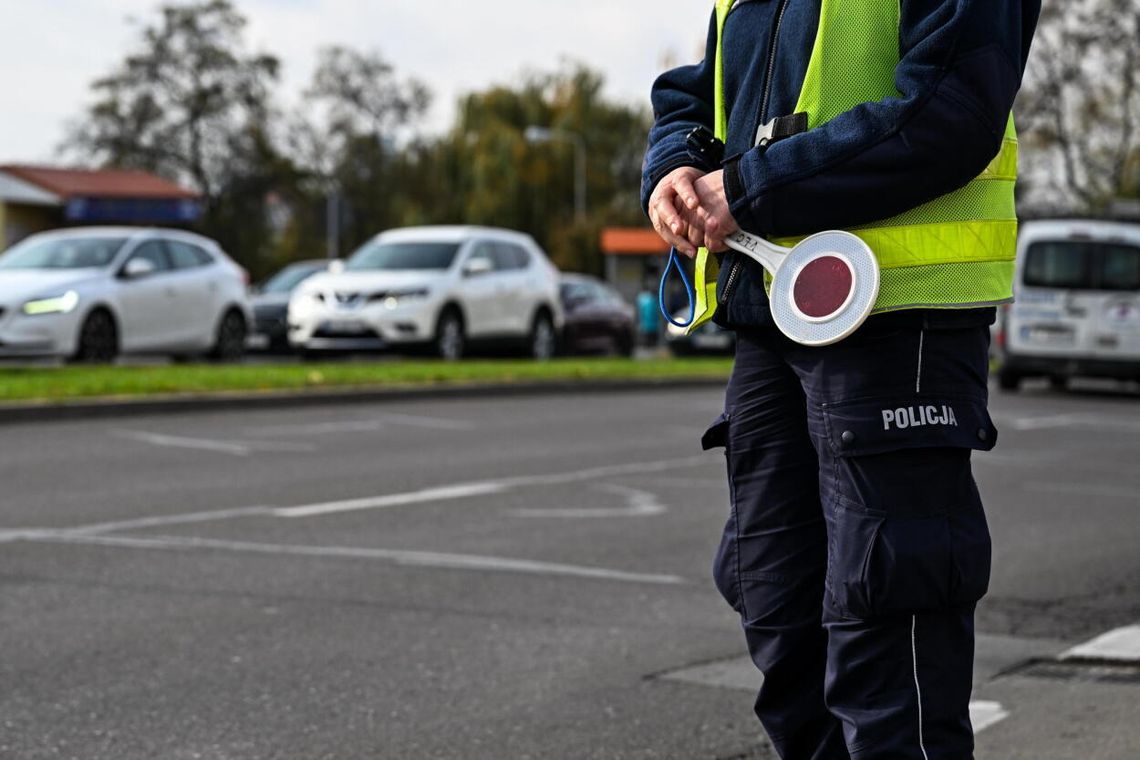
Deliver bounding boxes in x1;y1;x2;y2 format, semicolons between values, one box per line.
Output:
0;357;732;404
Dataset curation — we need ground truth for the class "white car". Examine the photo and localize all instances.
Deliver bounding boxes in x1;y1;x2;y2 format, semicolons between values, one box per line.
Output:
998;219;1140;390
0;227;252;362
288;226;563;360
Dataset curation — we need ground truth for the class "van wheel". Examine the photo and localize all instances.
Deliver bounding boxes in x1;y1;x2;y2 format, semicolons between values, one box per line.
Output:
72;310;118;364
434;308;465;361
529;312;556;361
210;310;247;362
998;367;1021;392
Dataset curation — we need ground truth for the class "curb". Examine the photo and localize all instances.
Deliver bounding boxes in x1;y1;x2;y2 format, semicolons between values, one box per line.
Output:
0;376;729;425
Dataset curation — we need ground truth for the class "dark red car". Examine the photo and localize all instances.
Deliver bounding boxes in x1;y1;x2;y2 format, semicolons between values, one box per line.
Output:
559;274;636;356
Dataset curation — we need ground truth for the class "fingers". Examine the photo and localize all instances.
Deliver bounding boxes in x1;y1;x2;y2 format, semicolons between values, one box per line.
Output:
650;193;696;256
673;173;700;211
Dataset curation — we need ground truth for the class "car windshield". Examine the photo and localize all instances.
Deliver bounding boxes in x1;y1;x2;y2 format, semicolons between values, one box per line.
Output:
0;236;127;270
262;262;327;293
345;241;460;271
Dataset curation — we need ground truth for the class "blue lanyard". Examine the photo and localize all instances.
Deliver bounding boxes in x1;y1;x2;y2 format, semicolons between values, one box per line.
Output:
658;248;696;329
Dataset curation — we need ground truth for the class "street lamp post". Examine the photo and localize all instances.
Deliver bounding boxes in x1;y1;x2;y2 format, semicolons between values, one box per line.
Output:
524;126;587;221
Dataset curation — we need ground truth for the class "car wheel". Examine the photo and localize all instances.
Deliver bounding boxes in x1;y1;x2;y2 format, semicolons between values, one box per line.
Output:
529;312;556;361
614;332;634;357
997;367;1021;392
434;309;465;361
210;310;247;362
72;309;118;364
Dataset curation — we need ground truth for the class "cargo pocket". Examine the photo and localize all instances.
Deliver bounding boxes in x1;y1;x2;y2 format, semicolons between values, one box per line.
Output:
820;395;997;619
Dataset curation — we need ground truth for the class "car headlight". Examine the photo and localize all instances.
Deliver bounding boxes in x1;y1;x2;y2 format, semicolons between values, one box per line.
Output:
378;288;430;309
23;290;80;316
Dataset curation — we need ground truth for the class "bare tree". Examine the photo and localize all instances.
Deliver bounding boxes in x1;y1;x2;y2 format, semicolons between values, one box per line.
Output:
1017;0;1140;214
65;0;279;204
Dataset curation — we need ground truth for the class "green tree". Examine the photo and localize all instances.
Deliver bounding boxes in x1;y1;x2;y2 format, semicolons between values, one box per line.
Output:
438;62;652;273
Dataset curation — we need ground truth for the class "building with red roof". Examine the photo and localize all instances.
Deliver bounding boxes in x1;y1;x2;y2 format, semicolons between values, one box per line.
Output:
0;165;201;249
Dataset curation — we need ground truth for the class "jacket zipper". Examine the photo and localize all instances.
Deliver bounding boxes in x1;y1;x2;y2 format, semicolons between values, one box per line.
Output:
759;0;791;127
720;0;789;308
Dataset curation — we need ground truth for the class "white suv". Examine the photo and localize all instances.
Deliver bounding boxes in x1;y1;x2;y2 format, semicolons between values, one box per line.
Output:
288;226;563;360
0;227;251;362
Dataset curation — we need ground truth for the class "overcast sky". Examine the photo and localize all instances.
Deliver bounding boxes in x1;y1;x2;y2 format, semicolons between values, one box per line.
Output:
0;0;710;164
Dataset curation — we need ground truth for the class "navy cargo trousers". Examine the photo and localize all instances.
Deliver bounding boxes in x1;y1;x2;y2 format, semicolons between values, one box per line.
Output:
703;314;996;759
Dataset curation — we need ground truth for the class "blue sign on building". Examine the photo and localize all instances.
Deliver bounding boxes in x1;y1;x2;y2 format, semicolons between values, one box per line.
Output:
64;197;202;224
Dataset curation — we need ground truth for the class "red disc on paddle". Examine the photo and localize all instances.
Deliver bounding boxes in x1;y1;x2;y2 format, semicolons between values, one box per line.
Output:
792;256;854;319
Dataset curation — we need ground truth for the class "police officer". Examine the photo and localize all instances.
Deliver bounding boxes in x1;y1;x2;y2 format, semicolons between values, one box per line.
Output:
642;1;1040;757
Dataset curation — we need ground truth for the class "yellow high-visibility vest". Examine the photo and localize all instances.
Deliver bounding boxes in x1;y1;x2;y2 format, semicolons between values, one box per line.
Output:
688;0;1017;332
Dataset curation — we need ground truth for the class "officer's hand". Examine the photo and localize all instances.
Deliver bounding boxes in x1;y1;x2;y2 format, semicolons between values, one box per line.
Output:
690;170;740;253
648;166;705;258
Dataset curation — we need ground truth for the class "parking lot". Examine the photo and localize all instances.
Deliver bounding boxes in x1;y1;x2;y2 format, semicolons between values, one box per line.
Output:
1;381;1138;759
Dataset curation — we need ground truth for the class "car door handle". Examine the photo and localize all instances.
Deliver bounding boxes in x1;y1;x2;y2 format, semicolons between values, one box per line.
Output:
165;287;178;297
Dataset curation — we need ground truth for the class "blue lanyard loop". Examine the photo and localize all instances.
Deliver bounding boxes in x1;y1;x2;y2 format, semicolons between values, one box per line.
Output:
659;247;696;329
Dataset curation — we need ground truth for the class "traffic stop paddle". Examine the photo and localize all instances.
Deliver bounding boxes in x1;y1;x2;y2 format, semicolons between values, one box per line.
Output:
722;229;880;346
659;229;880;347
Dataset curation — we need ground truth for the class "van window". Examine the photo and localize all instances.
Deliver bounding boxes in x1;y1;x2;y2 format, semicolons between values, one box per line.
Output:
1024;240;1140;291
1024;242;1091;288
1101;246;1140;290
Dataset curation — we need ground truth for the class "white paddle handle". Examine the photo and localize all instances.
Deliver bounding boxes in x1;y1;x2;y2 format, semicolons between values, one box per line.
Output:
723;230;790;274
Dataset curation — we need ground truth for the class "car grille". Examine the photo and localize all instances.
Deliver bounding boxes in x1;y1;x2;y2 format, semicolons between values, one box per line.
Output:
313;324;381;340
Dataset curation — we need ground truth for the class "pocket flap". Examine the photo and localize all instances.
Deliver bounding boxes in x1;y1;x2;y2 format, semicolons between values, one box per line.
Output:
822;395;997;457
701;412;730;451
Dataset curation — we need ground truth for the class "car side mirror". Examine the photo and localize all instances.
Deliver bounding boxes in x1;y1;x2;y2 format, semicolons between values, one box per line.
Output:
463;257;492;278
328;259;345;275
122;257;157;279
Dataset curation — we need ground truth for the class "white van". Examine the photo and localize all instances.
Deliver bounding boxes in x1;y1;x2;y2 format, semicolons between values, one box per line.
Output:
997;219;1140;390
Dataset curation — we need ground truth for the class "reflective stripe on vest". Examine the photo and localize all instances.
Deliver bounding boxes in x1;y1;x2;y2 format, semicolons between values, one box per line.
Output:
688;0;1018;331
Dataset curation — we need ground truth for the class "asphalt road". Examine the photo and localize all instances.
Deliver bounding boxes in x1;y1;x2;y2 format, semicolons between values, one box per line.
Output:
1;381;1138;759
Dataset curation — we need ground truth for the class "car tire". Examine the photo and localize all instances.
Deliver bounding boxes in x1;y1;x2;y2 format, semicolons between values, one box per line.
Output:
72;309;118;364
614;332;634;357
997;367;1021;392
528;311;556;361
434;308;465;361
210;310;247;363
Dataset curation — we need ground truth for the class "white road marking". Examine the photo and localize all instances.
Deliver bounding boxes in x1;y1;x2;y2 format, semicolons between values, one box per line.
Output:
113;430;315;456
1024;482;1140;500
67;506;274;535
275;483;509;518
115;430;253;456
1008;413;1091;431
1005;412;1140;433
1060;624;1140;662
969;701;1010;734
246;413;476;436
509;484;667;519
275;455;709;519
24;532;686;586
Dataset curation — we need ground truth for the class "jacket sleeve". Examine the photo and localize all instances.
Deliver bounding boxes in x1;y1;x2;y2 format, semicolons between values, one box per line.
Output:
640;11;720;214
723;0;1042;237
